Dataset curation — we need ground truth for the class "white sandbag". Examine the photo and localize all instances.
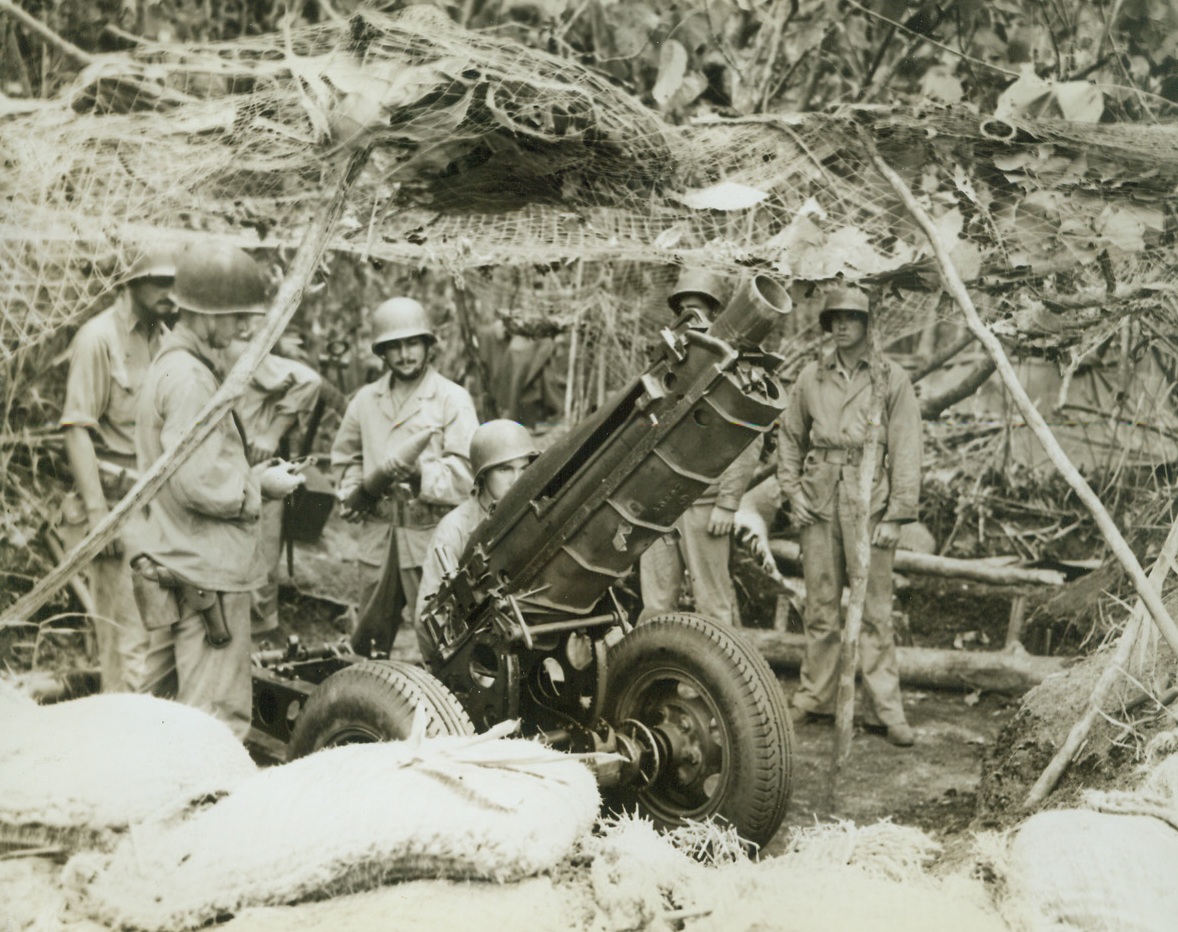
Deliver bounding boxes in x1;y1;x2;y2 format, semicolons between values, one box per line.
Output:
1009;808;1178;932
0;693;256;847
67;730;600;931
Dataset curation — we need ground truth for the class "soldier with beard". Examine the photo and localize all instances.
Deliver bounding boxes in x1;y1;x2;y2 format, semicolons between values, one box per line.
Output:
331;297;478;659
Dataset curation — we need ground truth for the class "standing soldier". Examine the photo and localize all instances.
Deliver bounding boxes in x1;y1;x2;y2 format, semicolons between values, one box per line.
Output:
130;243;303;738
777;286;922;747
638;268;762;626
59;245;176;692
222;335;323;637
331;297;478;659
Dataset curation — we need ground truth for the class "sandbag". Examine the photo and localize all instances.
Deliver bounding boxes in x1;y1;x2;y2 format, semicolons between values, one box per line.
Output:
67;730;600;931
1009;808;1178;932
0;692;256;849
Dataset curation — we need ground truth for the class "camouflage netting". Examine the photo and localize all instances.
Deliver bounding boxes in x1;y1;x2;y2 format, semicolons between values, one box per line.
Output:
4;3;1178;565
4;5;1177;366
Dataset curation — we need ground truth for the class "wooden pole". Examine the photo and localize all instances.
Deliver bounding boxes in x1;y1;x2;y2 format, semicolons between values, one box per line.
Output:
0;149;369;629
865;134;1178;660
1023;516;1178;809
826;326;886;812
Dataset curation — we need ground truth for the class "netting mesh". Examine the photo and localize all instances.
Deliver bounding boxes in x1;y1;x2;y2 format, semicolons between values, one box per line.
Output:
3;5;1177;407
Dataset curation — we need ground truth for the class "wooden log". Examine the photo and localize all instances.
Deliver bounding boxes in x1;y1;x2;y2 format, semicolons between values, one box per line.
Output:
742;629;1066;695
768;538;1066;587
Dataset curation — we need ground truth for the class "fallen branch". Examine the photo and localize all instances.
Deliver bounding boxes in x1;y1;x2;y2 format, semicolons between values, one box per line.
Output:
0;149;369;629
919;357;997;419
0;0;93;66
865;133;1178;661
1023;516;1178;809
828;326;885;812
768;538;1066;586
909;330;977;383
741;631;1065;694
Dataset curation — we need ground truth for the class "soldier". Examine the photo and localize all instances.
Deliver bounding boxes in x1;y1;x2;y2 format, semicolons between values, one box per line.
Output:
331;297;478;659
638;268;762;626
59;245;177;692
777;286;922;747
130;243;304;738
222;335;323;637
416;419;539;656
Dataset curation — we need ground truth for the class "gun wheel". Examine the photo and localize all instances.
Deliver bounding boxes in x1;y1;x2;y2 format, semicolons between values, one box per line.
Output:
288;660;475;758
604;613;793;849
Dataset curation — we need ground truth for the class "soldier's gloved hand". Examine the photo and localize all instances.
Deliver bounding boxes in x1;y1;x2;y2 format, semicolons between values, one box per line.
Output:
872;520;902;549
790;492;816;528
260;461;305;500
707;505;736;537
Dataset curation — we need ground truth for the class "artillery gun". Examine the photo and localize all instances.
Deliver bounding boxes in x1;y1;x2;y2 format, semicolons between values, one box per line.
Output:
251;275;796;848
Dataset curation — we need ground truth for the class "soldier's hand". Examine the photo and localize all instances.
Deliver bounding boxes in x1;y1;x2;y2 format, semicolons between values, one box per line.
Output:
790;493;816;528
247;432;281;465
707;505;736;537
872;520;902;549
385;427;437;473
87;506;124;559
260;461;305;500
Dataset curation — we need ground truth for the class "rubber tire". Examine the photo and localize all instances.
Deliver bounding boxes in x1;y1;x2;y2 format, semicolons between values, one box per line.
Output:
603;613;793;849
289;660;475;759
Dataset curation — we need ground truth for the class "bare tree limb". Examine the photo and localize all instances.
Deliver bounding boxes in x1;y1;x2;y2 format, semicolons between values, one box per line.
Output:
827;327;885;812
919;357;997;419
0;149;369;629
864;131;1178;662
0;0;93;66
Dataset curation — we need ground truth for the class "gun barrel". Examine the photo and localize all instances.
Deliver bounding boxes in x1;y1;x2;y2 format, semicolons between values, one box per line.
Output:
706;274;792;347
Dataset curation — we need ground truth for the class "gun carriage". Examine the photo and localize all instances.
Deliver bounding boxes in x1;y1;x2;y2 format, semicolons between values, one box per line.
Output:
251;275;796;847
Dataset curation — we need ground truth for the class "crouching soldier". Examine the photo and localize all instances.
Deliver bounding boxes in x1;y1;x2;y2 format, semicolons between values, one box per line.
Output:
416;419;539;661
130;243;304;738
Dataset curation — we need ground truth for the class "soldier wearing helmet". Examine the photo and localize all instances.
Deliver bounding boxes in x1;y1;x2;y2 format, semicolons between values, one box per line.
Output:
667;267;730;326
330;296;478;659
59;243;180;693
777;285;922;748
415;419;539;644
637;267;760;627
130;242;305;739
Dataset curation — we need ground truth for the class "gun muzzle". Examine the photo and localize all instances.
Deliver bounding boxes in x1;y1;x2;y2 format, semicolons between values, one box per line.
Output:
706;274;792;348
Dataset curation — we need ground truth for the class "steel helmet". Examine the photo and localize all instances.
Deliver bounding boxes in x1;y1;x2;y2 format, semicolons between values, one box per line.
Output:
818;286;870;332
470;419;539;483
371;297;435;353
668;268;729;314
170;243;267;315
122;245;177;284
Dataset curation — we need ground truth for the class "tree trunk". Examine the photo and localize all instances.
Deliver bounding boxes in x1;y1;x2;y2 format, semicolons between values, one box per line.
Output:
768;538;1066;586
742;630;1065;694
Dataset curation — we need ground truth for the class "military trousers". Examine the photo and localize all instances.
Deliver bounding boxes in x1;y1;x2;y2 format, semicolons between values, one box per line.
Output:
792;490;906;727
139;589;253;740
638;502;739;626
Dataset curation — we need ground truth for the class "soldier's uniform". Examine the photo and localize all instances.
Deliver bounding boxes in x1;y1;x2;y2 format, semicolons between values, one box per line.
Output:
415;495;490;622
133;327;267;738
777;341;922;730
638;436;762;625
60;288;166;691
229;346;322;634
331;366;477;647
